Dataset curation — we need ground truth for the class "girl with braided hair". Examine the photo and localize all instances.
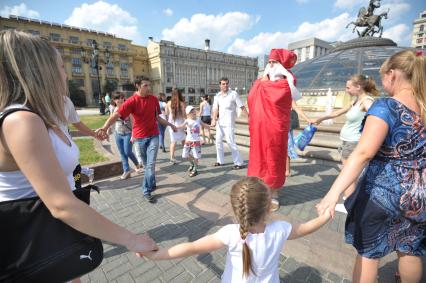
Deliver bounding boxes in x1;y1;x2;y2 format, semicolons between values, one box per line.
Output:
141;177;331;282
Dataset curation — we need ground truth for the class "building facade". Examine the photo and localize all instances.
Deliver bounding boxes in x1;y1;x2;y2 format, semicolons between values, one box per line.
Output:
288;37;331;64
411;10;426;50
257;54;269;78
147;39;258;105
0;15;150;105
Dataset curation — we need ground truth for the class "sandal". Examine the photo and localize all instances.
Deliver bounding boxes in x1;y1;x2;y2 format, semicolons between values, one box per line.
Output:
189;170;198;177
213;162;222;167
271;199;280;212
232;165;244;170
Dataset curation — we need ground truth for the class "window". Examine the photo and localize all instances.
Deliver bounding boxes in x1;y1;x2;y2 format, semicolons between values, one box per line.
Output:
49;33;61;42
103;42;112;49
106;62;114;76
188;87;195;94
86;38;95;46
418;33;424;38
118;44;127;51
166;87;173;93
120;63;128;77
420;25;424;32
71;48;82;55
69;36;79;44
71;58;82;74
417;38;423;44
27;29;40;36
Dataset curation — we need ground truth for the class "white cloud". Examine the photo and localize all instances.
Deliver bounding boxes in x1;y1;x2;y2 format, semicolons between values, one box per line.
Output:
65;1;142;44
334;0;365;9
162;12;259;50
382;23;410;46
0;3;40;18
379;1;410;24
228;13;355;57
163;8;173;16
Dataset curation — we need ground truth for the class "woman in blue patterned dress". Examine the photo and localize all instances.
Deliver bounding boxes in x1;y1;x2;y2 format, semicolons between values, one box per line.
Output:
317;49;426;283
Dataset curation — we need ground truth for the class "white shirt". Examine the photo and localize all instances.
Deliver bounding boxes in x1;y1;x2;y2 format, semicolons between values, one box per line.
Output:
185;118;202;142
212;90;244;127
217;221;292;283
0;106;80;201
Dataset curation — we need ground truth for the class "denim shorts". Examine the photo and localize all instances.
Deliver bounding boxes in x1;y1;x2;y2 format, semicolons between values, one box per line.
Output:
338;141;358;160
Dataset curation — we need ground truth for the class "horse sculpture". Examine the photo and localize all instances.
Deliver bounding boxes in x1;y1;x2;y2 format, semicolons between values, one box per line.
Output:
346;10;388;37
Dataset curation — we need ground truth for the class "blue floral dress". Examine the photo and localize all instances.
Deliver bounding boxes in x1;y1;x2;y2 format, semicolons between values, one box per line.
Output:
344;98;426;259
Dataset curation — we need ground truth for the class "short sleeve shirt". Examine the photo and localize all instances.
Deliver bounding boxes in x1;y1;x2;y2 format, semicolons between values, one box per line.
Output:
117;93;160;138
216;221;292;283
212;90;244;127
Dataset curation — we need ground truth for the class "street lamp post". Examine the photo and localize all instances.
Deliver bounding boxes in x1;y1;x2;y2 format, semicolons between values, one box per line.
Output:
91;40;110;115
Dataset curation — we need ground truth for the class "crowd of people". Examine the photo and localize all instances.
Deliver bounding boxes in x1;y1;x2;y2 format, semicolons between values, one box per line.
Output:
1;29;425;283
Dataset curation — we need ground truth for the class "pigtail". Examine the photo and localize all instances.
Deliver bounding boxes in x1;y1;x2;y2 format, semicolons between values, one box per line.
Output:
237;184;254;278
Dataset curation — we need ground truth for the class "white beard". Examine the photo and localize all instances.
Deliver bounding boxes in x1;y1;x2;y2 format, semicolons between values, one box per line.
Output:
264;63;302;101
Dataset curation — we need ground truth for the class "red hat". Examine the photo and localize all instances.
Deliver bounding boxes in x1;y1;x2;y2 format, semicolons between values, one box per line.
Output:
269;49;297;69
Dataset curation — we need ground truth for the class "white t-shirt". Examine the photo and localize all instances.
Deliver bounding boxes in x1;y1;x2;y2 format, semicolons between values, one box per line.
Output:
0;105;80;201
185;118;202;142
216;221;292;283
212;90;244;127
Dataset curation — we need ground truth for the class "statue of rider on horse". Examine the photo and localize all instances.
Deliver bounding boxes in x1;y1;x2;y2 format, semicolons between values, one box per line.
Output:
346;0;389;37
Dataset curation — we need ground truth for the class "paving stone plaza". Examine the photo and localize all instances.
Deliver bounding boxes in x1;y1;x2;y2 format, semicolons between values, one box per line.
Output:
78;124;418;282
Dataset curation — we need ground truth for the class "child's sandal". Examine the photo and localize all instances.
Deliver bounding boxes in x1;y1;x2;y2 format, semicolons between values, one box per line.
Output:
189;170;198;177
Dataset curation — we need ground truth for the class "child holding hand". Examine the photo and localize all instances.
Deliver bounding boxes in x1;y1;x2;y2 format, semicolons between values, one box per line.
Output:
177;106;210;177
141;177;331;282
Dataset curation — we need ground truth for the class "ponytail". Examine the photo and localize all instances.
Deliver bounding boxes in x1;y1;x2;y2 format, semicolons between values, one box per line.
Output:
349;74;380;96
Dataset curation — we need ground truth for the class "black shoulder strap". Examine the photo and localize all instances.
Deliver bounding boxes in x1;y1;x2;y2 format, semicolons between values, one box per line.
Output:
0;108;34;128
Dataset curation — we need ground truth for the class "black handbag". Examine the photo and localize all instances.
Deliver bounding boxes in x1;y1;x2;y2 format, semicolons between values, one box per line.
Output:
0;108;103;282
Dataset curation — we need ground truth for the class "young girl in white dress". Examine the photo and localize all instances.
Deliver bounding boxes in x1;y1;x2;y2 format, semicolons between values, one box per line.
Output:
141;177;331;282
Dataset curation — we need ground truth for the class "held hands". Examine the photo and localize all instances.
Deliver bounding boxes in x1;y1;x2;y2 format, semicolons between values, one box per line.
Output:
210;119;216;127
170;124;178;132
126;233;158;254
316;192;340;219
95;128;109;141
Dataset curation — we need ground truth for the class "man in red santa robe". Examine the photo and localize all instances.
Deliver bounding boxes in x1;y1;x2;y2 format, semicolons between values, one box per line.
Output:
247;48;299;210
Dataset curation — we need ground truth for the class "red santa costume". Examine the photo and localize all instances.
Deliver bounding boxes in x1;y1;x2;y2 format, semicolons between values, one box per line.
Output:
247;49;298;189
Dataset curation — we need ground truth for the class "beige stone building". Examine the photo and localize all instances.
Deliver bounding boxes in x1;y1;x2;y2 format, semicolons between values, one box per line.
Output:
0;15;150;105
411;10;426;50
147;38;258;104
1;15;258;106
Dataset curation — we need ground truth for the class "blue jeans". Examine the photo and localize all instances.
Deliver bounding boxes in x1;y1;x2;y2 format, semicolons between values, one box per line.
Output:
133;135;159;195
158;124;167;148
114;133;139;172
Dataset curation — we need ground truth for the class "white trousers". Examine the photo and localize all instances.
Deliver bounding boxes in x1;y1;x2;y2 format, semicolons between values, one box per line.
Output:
215;125;243;166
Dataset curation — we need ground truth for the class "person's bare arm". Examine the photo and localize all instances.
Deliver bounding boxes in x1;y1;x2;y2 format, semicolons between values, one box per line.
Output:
72;122;97;139
143;233;224;260
316;116;388;218
240;106;249;117
288;210;331;240
95;111;121;140
292;101;312;124
314;105;351;125
2;112;157;253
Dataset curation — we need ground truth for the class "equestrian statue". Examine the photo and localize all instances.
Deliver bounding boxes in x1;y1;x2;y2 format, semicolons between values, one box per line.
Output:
346;0;389;37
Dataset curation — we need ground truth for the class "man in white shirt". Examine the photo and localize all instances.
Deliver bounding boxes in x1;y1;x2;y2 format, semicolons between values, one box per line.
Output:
211;77;248;169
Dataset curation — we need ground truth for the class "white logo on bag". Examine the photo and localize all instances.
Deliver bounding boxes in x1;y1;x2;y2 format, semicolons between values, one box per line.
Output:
80;250;93;261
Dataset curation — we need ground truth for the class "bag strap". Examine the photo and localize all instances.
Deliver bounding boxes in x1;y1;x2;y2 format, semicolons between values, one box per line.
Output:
0;108;34;128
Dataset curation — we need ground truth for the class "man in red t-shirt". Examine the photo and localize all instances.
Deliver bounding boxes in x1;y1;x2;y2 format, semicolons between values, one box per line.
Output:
97;76;176;202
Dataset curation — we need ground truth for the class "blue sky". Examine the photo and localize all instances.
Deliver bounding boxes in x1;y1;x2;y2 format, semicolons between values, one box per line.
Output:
1;0;424;57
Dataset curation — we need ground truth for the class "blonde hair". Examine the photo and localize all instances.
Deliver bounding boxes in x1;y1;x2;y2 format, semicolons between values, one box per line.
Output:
230;177;271;278
0;30;67;127
349;74;380;96
380;49;426;125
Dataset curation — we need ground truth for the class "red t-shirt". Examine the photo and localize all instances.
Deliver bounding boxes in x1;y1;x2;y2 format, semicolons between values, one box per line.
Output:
117;93;160;138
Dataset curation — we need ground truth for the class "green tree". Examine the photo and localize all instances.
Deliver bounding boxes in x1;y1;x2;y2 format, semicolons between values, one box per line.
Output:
68;80;87;107
104;79;118;95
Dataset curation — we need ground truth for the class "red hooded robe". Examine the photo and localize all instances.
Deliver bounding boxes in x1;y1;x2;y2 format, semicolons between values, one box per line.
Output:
247;49;297;189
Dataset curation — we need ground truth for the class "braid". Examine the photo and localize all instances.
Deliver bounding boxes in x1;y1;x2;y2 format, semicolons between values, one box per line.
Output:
231;177;270;278
237;183;253;278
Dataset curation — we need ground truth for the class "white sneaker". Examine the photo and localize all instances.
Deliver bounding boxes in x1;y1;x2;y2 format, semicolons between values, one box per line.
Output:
335;203;347;214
